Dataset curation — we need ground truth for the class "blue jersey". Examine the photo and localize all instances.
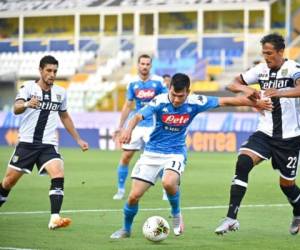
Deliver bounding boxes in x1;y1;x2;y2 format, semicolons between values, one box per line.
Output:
139;93;219;156
127;75;167;127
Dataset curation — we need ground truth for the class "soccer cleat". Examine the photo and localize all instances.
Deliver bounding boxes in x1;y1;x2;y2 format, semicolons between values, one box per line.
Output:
289;216;300;235
48;217;72;230
215;217;240;235
113;190;125;200
162;189;168;201
172;213;184;236
110;228;131;239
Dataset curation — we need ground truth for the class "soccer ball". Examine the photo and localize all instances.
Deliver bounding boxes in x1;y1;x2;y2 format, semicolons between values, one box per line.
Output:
142;216;170;242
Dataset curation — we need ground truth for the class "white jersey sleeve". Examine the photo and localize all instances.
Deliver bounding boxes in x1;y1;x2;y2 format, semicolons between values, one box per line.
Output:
290;61;300;82
60;91;67;111
16;82;32;101
241;64;263;85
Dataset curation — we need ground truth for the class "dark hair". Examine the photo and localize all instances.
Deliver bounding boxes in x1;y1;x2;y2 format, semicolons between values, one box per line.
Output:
39;55;59;69
163;74;171;78
260;33;285;51
170;73;190;91
138;54;152;63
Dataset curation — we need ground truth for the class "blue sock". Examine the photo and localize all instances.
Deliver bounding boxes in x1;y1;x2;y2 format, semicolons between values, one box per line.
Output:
123;202;139;232
117;164;128;189
167;190;180;216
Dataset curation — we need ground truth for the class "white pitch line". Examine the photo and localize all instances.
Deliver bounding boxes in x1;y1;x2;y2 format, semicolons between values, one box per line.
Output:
0;247;38;250
0;203;289;216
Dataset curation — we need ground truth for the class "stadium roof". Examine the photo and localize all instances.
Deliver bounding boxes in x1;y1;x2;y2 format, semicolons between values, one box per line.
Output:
0;0;273;13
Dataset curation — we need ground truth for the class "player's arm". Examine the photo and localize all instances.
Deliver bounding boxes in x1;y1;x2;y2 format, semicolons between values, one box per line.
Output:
113;100;134;139
120;113;143;144
226;75;260;101
59;111;89;151
14;96;40;114
219;96;272;111
264;78;300;98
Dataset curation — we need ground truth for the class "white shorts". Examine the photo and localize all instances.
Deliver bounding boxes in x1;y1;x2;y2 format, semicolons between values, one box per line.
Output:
122;126;153;151
131;151;186;185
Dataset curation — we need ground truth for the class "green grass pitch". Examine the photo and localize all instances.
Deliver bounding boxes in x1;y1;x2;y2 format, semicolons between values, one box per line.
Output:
0;146;300;250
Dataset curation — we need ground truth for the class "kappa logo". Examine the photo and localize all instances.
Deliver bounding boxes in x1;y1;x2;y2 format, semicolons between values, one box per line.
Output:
135;89;155;99
162;107;168;112
162;114;190;126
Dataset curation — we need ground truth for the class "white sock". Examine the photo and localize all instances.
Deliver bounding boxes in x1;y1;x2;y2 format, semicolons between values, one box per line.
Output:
50;213;60;221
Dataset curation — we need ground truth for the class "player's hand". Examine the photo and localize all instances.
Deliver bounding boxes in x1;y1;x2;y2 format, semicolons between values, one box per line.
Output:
113;129;122;142
263;88;280;98
28;96;40;109
77;139;89;151
254;98;273;115
120;129;131;144
246;89;261;102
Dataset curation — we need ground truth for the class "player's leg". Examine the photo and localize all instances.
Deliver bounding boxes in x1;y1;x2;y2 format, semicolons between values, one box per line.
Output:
215;151;260;234
162;169;184;236
159;169;168;200
113;150;135;200
111;152;159;238
0;167;23;207
113;127;144;200
273;141;300;235
1;142;37;207
162;156;185;236
279;177;300;235
39;145;71;230
110;179;151;238
143;127;168;201
215;132;269;235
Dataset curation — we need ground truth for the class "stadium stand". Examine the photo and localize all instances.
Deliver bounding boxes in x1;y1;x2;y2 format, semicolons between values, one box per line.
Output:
0;51;95;78
0;0;273;12
67;50;131;111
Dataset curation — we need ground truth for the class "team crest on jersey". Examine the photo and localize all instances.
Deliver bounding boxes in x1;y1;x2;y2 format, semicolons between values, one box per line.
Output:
56;94;61;102
12;155;19;163
135;89;155;99
44;94;50;100
281;69;288;77
162;114;190;126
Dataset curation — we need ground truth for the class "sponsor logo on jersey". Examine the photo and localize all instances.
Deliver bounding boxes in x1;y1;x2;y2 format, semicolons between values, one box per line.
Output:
259;78;293;89
38;101;61;111
135;89;155;99
258;73;268;78
162;114;190;126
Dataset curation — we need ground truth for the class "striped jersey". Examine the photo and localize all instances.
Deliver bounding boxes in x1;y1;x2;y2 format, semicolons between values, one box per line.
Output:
139;93;219;156
15;81;67;145
127;74;167;127
241;59;300;139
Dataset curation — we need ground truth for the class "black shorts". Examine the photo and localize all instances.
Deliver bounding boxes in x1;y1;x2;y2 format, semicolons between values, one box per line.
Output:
240;131;300;180
9;142;62;175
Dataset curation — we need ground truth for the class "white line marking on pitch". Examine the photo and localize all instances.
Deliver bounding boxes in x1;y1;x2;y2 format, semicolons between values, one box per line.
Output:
0;203;289;216
0;247;38;250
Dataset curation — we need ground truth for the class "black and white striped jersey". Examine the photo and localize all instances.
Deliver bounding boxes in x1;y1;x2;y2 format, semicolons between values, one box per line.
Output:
241;59;300;139
15;81;67;145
